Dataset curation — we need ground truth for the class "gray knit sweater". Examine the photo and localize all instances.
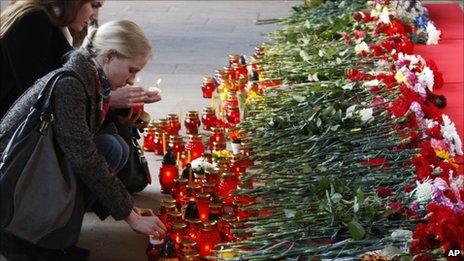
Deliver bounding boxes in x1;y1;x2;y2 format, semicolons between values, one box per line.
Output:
0;51;133;220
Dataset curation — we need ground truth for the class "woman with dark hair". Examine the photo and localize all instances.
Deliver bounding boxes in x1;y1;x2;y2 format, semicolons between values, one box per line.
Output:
0;0;104;117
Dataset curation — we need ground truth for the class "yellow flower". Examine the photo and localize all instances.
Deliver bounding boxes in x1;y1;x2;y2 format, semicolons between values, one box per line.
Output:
435;149;451;160
394;70;406;84
245;90;263;105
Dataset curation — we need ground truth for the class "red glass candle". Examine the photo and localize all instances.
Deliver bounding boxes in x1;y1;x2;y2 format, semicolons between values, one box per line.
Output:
234;201;254;222
172;178;187;206
197;221;221;257
209;203;223;222
201;77;216;98
146;236;164;261
222;196;235;217
155;119;169;134
233;64;248;82
185;183;202;199
166;210;183;231
229;54;240;66
197;193;211;222
180;240;198;258
223;91;238;113
194;173;206;187
186;134;205;161
202;182;216;198
219;215;236;242
201;107;218;131
159;164;179;194
186;219;202;242
229;155;246;176
218;172;238;197
205;170;220;186
170;222;187;251
167;114;181;136
153;131;166;156
209;127;225;150
168;135;184;157
226;104;240;125
224;66;235;82
143;126;155;151
184;111;201;135
132;103;144;115
159;202;176;224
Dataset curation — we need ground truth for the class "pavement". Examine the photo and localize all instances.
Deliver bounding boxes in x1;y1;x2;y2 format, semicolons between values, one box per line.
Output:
76;1;297;260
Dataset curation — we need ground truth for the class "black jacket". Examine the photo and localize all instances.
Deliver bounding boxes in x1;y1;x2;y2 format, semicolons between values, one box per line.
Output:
0;10;72;118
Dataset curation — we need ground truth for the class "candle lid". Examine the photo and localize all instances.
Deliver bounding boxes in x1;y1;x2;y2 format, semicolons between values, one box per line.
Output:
197;192;210;199
169;135;183;143
161;197;176;205
188;134;203;141
160;202;176;209
201;220;217;230
168;210;182;218
182;253;200;261
202;76;213;84
220;215;237;223
172;222;187;230
210;127;225;133
186;218;202;225
209;203;222;209
174;178;188;184
186;111;199;116
167;114;179;121
202;106;215;113
180;240;197;248
227;103;239;109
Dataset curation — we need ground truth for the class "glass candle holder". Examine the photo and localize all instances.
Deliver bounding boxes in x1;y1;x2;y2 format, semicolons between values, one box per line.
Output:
168;135;184;157
159;202;177;224
201;77;216;98
234;201;254;222
146;236;164;261
201;107;218;131
224;90;238;113
156;118;169;134
153;131;165;156
167;114;181;136
202;182;216;198
180;240;198;257
219;215;236;242
209;203;223;222
166;210;183;231
197;221;221;257
226;104;240;126
172;178;188;206
229;155;246;176
143;123;156;151
184;199;200;220
197;193;211;222
212;141;227;153
228;54;240;66
205;170;220;186
222;196;235;217
170;222;187;252
233;63;248;82
186;218;202;243
186;134;205;161
209;127;225;150
185;183;202;198
184;111;201;135
159;164;179;194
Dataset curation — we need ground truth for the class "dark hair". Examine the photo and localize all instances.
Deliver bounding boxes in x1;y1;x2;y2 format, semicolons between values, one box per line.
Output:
1;0;92;37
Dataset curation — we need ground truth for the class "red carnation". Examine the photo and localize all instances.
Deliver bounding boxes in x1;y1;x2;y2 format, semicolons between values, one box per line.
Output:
390;200;404;213
425;125;442;139
377;186;393;198
353;12;362;22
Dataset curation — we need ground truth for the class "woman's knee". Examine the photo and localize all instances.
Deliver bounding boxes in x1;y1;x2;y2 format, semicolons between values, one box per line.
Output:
94;134;129;171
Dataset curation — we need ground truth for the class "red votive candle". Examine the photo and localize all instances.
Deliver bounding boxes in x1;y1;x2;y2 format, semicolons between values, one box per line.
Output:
197;193;211;222
184;111;201;135
159;164;179;194
201;106;218;131
167;114;181;136
186;134;205;161
197;221;221;257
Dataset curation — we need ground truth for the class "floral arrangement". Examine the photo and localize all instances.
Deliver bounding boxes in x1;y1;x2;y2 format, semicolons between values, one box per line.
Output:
206;0;462;260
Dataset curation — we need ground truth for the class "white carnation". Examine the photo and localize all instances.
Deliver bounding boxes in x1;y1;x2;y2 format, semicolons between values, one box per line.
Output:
413;179;433;204
441;115;464;155
360;108;373;122
426;21;441;45
355;41;369;54
417;66;434;91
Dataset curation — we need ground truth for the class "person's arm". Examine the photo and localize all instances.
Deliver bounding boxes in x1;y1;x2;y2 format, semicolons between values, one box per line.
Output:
3;11;65;94
52;76;133;220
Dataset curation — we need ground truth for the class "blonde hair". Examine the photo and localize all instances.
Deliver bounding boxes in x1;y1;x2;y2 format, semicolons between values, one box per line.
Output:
0;0;92;38
81;20;153;59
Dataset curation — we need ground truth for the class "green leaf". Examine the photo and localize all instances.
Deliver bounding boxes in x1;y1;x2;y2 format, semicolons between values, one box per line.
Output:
347;220;366;240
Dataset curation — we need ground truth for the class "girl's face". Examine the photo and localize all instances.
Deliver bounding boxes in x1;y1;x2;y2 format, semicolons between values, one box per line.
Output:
69;0;104;32
105;54;150;90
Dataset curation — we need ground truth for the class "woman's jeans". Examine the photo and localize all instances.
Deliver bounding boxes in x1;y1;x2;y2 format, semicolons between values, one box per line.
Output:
94;134;129;172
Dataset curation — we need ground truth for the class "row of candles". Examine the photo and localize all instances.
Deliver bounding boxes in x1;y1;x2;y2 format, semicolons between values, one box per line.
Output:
145;47;280;260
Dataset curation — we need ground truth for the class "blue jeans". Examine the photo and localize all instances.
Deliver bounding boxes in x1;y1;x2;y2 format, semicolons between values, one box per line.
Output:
94;134;129;172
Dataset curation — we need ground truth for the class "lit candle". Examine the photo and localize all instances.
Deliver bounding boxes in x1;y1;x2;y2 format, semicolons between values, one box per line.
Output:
187;150;191;163
211;92;215;108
